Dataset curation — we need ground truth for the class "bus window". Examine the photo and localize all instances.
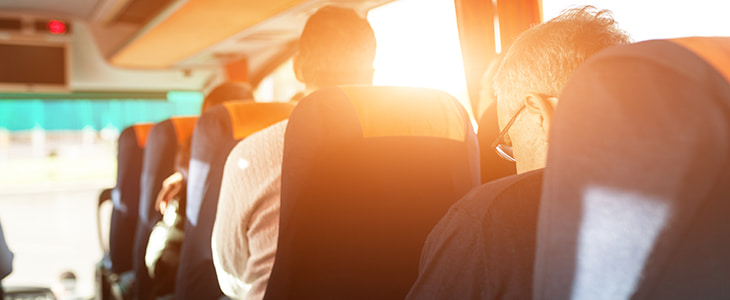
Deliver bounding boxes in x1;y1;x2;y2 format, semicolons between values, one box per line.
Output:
253;0;471;115
0;97;201;297
253;59;305;102
368;0;472;119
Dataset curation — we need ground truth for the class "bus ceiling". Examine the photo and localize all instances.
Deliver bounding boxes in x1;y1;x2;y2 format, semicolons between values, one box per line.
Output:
0;0;395;96
97;0;395;70
0;0;540;99
454;0;542;113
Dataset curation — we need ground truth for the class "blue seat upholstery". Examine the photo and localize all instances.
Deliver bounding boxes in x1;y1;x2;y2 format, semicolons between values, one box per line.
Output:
109;123;153;275
175;101;295;300
264;86;480;300
533;37;730;300
133;116;197;300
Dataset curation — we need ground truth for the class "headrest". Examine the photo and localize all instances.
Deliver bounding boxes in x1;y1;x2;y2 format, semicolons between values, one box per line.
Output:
222;101;296;140
169;116;198;145
671;37;730;84
132;123;154;148
306;85;468;142
534;37;730;300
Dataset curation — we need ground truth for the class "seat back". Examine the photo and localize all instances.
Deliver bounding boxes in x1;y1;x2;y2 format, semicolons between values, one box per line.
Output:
533;37;730;300
477;102;516;183
133;116;197;299
175;101;295;300
264;86;480;300
109;123;153;274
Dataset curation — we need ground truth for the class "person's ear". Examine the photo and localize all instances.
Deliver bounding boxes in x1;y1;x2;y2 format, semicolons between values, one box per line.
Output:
292;52;304;83
524;93;558;135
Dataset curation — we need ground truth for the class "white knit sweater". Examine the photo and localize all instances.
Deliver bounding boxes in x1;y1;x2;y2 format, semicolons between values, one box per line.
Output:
211;120;287;300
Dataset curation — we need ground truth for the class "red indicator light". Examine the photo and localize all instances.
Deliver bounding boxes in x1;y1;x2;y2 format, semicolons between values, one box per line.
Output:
48;20;66;34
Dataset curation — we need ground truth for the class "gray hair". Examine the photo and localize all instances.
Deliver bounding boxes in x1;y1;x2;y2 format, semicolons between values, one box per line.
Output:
493;6;631;114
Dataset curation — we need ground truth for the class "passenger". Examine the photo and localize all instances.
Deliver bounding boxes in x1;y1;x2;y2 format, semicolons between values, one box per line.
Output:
406;6;631;300
292;5;375;93
0;219;12;299
52;271;79;300
210;5;376;300
154;81;253;215
211;121;287;300
143;81;253;298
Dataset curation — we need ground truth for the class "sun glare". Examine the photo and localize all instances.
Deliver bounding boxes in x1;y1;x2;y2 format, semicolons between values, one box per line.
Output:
368;0;471;116
543;0;730;41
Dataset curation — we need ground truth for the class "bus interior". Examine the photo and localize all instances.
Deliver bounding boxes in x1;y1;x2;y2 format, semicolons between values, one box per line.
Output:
0;0;728;299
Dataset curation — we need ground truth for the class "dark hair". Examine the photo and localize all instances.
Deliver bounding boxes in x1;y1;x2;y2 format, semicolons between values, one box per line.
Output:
297;6;377;87
201;81;253;112
494;6;631;115
176;81;253;174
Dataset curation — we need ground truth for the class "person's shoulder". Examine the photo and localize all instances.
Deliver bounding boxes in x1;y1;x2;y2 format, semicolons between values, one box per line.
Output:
409;169;544;300
450;169;544;220
250;119;288;144
429;169;543;241
223;120;288;178
228;119;288;153
244;119;288;143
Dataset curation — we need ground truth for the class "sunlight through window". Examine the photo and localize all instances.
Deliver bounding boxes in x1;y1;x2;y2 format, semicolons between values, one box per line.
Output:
368;0;471;117
543;0;730;41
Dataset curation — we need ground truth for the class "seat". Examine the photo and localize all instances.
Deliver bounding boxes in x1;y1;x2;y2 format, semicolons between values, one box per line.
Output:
96;123;152;300
132;116;197;300
175;101;295;300
533;37;730;300
108;123;153;275
477;101;515;183
263;86;481;300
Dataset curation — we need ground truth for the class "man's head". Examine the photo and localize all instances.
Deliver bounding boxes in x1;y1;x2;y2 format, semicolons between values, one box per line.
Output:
201;81;253;112
294;6;377;90
493;6;631;173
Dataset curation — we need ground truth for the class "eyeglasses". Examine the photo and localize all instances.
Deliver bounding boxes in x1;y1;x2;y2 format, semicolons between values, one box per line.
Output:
490;104;526;162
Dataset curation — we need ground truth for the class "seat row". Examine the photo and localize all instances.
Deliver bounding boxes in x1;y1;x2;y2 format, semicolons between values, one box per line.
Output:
102;85;481;300
101;37;730;300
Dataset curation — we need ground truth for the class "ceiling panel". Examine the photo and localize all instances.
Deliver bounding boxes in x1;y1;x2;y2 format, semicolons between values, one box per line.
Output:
110;0;310;69
0;0;100;19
